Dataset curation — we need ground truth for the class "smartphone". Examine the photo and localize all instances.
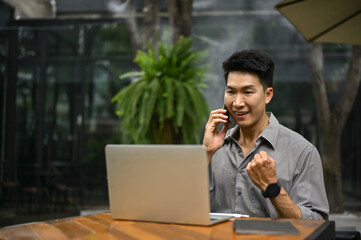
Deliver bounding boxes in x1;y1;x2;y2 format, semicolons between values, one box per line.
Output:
223;104;230;128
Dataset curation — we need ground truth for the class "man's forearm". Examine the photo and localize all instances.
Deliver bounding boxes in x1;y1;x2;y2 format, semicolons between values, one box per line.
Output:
270;188;301;218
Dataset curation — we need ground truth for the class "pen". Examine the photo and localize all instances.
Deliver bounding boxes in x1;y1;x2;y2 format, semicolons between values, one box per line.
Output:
211;213;250;218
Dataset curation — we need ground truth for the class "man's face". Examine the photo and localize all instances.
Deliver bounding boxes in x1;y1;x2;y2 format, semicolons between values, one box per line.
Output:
224;71;273;130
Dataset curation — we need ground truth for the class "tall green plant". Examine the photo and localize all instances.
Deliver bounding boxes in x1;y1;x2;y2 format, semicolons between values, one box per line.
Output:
112;37;209;144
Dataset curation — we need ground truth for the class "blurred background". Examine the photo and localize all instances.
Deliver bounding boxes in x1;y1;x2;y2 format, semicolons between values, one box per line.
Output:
0;0;360;227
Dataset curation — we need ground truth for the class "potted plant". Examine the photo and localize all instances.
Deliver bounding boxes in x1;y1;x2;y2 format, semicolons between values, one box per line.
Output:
112;37;209;144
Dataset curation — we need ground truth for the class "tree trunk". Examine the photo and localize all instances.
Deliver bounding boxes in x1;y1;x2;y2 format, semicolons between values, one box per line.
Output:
126;0;193;53
142;0;160;51
306;44;361;213
126;2;141;55
322;129;344;213
167;0;193;43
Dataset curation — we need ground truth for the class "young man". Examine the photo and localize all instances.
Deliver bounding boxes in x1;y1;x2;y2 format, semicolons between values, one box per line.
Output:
203;49;329;219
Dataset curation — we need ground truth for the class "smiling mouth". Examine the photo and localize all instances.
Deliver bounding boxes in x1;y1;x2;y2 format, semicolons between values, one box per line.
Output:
234;111;249;117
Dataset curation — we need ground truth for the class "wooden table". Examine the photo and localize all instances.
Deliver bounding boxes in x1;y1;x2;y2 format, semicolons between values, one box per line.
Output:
0;212;335;240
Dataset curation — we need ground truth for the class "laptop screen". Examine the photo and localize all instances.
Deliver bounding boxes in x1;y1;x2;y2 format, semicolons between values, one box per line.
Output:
105;144;214;225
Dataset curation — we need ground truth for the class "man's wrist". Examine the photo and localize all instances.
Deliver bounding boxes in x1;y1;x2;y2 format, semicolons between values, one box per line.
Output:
207;150;214;156
206;151;215;162
262;181;281;198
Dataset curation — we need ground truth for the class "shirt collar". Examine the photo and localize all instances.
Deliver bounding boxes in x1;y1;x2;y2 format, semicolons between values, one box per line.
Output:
260;112;279;150
225;112;279;149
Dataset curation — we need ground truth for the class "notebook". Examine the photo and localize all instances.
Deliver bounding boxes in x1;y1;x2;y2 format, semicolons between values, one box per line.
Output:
105;144;231;226
233;219;299;235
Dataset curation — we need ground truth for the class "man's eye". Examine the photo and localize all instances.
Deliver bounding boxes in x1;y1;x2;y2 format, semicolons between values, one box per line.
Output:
245;91;253;95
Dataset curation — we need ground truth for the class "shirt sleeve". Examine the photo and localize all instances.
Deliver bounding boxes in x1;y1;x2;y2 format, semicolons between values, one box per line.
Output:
289;146;329;220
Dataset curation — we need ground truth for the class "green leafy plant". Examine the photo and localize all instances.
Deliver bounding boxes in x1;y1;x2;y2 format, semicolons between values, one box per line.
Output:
112;37;209;144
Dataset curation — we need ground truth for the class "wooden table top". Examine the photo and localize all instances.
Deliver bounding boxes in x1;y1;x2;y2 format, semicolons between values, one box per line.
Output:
0;212;334;240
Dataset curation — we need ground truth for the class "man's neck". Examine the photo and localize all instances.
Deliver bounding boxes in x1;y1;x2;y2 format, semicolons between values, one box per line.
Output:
238;113;270;147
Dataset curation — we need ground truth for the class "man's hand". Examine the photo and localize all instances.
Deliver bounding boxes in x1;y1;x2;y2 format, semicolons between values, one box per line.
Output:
246;151;301;218
246;151;278;191
202;108;231;163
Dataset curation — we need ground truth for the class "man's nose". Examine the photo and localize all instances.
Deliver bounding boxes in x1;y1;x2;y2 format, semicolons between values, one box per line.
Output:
233;94;245;107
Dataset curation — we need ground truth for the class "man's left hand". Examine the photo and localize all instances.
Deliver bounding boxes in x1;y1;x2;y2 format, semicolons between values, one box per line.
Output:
246;151;278;192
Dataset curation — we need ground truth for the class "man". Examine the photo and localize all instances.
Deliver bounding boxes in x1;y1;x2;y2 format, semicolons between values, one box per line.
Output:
203;49;329;219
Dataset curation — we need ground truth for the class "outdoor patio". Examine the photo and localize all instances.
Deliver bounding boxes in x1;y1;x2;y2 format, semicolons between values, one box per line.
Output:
0;0;360;237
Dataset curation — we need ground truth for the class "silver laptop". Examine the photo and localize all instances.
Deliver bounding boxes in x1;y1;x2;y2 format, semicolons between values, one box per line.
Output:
105;144;231;226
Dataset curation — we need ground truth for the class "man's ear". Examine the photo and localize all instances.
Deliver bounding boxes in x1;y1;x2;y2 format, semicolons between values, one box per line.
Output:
265;87;273;104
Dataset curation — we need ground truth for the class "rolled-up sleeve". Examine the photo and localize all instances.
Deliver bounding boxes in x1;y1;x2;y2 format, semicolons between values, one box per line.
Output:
290;146;329;220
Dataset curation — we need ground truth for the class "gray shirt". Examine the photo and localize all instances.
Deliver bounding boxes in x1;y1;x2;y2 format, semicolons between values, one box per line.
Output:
209;113;329;219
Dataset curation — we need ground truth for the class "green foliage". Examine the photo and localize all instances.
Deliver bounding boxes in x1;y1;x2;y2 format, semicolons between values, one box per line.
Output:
112;37;209;144
93;24;132;56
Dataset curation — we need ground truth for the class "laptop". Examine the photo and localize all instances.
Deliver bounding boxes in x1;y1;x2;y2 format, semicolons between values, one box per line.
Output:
105;144;231;226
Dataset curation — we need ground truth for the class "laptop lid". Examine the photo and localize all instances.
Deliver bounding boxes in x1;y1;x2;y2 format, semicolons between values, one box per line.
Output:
105;144;229;226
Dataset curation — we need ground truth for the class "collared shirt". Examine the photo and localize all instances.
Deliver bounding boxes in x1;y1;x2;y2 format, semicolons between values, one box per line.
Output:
209;113;329;219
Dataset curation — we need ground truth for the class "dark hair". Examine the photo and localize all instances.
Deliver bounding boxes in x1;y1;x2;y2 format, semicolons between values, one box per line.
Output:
222;49;274;88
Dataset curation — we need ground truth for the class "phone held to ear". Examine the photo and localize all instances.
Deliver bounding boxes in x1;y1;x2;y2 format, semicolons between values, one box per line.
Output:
223;104;230;128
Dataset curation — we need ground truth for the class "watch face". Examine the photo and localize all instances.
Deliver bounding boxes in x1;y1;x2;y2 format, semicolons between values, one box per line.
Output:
263;182;281;198
268;183;281;197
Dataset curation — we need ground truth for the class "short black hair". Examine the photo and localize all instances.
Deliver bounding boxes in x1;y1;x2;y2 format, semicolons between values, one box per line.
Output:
222;49;274;88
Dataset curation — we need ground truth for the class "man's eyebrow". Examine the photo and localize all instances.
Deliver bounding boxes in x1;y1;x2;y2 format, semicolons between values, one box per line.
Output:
242;85;257;90
225;85;256;90
225;85;235;90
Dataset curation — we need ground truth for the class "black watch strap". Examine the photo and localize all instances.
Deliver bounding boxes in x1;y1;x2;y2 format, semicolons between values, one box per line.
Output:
262;181;281;198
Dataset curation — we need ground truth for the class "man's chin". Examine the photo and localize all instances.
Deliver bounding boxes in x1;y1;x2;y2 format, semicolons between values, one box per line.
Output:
236;121;251;129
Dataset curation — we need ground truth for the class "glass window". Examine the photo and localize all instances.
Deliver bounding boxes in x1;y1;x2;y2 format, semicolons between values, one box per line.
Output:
13;22;135;207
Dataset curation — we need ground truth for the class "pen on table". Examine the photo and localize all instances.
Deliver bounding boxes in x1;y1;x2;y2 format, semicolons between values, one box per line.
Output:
211;213;250;218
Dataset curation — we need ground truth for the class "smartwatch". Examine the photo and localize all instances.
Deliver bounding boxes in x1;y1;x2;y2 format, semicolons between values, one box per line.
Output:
262;181;281;198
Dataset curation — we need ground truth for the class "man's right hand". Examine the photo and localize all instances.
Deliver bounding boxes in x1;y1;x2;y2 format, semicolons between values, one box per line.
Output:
202;108;231;163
